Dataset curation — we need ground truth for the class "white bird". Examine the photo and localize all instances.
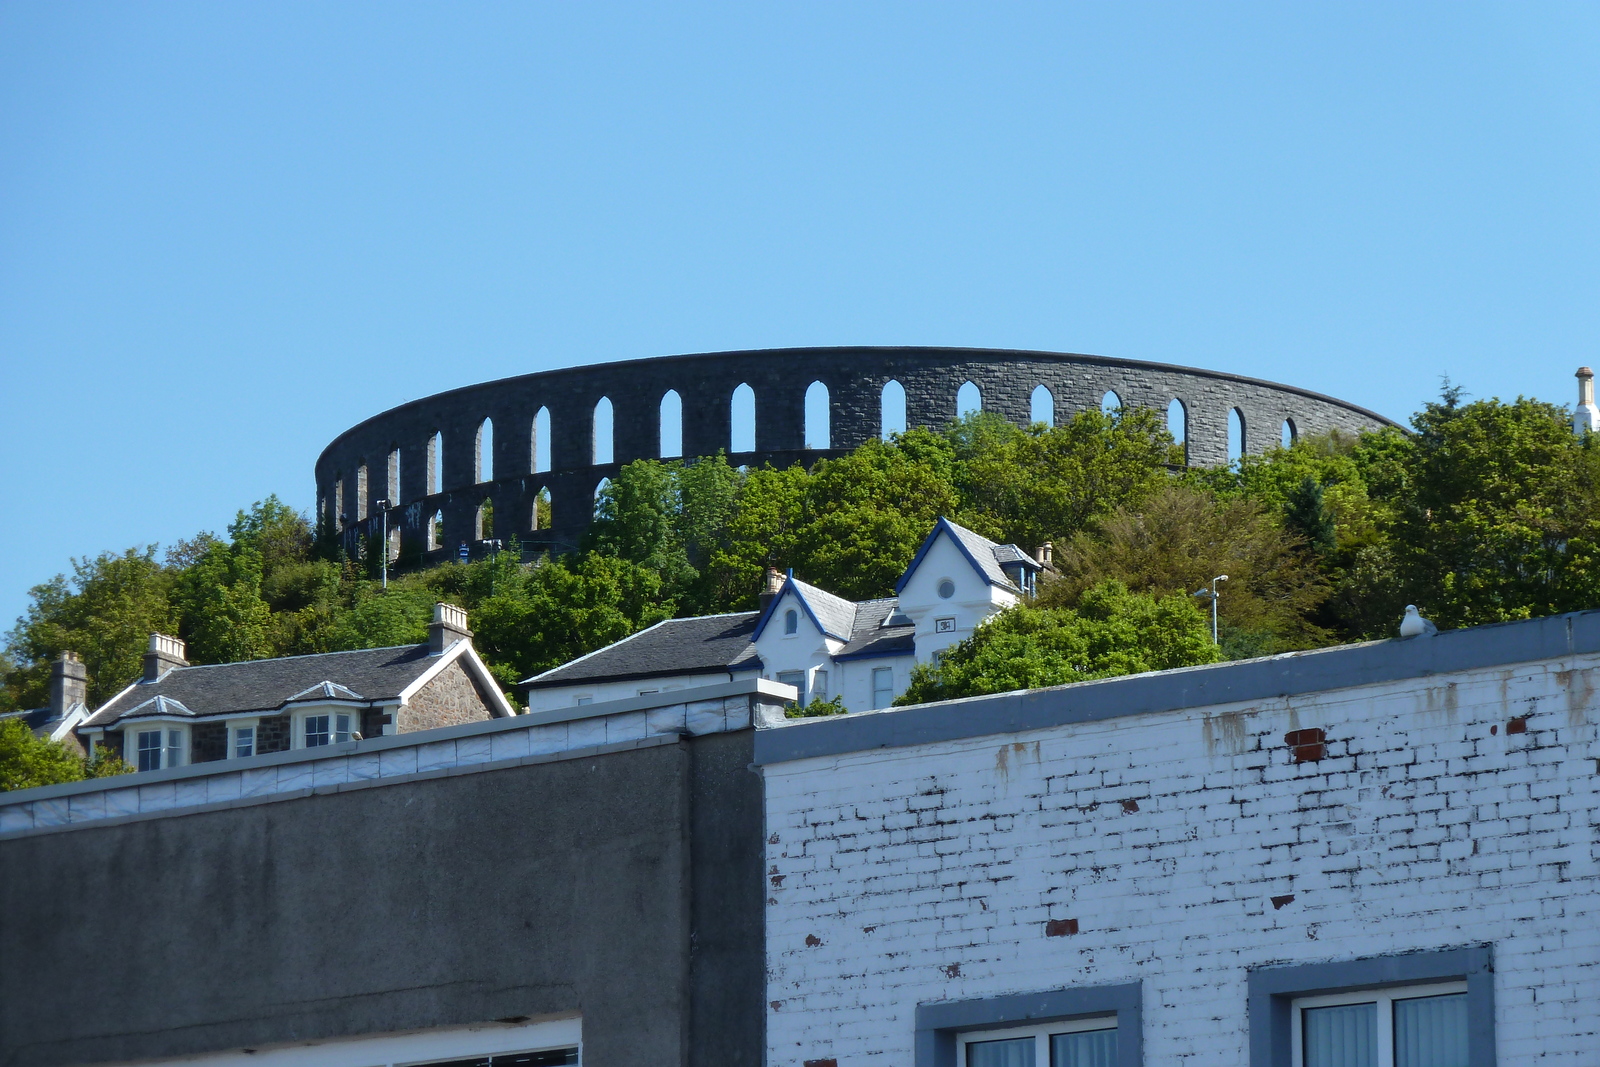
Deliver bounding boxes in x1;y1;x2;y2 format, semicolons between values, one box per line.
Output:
1399;605;1437;638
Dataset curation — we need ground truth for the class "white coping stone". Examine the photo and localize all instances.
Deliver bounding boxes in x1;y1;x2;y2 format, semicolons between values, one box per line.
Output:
647;704;689;734
568;718;607;749
274;761;315;794
33;798;68;828
174;777;209;810
379;746;419;777
105;787;142;818
455;734;493;766
489;730;531;762
347;752;384;781
0;805;32;834
238;767;280;799
311;757;351;789
605;711;648;744
686;699;727;735
68;791;107;822
138;781;176;812
205;774;242;804
526;723;569;756
416;741;457;773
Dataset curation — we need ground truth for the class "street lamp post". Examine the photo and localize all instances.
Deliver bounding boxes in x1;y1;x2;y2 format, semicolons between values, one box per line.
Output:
1192;574;1228;646
375;499;392;589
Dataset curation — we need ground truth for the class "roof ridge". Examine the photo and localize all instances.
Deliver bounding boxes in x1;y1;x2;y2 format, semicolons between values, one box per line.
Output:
159;643;426;673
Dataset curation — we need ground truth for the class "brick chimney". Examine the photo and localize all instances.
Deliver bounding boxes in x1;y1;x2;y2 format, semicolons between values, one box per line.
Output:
49;652;87;717
429;602;472;655
143;634;188;682
759;567;785;613
1576;367;1599;436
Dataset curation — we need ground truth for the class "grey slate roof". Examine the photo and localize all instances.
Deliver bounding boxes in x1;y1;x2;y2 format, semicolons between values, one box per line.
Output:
81;644;446;728
943;519;1022;591
0;708;57;734
521;612;761;690
790;577;858;641
835;598;916;659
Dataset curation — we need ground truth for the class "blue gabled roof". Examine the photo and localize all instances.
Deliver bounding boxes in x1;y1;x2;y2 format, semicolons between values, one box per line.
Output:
753;570;856;641
894;516;1036;595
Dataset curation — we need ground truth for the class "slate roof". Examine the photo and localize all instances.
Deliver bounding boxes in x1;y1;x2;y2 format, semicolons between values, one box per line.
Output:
0;707;57;734
521;612;762;690
835;598;916;660
81;644;447;728
789;577;858;641
896;517;1040;595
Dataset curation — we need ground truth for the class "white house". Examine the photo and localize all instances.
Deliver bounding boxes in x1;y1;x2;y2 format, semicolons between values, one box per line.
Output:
521;518;1043;714
754;608;1600;1066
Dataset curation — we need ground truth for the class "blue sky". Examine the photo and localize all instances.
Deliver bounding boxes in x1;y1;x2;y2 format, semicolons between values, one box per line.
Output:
2;2;1597;630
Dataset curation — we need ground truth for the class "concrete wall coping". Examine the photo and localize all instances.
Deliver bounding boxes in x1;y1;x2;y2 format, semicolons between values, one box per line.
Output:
0;678;790;836
753;609;1600;765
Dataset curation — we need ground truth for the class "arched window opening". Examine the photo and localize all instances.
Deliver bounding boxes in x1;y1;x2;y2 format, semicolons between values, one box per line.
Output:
354;465;369;521
805;381;831;450
731;383;756;453
1281;418;1297;449
784;609;798;635
594;477;612;517
1030;384;1054;428
428;510;443;551
1228;407;1246;464
386;449;401;505
476;498;494;540
593;397;614;465
428;432;443;495
1101;390;1122;415
333;477;345;530
660;390;683;458
476;419;494;483
533;408;551;474
1167;398;1187;443
881;380;907;440
532;487;552;531
956;381;982;419
387;527;401;565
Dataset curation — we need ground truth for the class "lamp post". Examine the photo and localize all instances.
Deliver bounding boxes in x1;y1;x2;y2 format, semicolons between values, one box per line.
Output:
1192;574;1228;645
375;499;392;589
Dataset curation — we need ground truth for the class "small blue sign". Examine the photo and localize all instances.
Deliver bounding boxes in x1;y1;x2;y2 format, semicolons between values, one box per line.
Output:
458;543;470;563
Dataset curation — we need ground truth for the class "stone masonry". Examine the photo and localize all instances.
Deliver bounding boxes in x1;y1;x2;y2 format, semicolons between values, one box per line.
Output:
397;657;496;733
316;347;1393;566
759;644;1600;1064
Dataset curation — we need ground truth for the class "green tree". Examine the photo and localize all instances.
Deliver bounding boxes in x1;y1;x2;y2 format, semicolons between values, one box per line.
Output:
173;542;274;663
897;581;1217;705
1044;484;1331;658
703;464;810;610
0;720;131;792
587;459;696;595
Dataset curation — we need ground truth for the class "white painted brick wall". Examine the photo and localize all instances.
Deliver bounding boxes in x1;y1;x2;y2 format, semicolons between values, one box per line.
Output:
763;654;1600;1064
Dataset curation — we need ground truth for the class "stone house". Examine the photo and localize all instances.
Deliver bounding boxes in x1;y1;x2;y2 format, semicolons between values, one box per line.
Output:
74;603;513;772
521;517;1043;714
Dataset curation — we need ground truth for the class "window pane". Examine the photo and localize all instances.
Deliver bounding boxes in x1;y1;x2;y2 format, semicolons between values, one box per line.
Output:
1304;1003;1377;1067
1050;1028;1116;1067
235;727;254;759
305;715;330;747
967;1036;1035;1067
138;731;162;772
335;714;351;742
1394;994;1468;1067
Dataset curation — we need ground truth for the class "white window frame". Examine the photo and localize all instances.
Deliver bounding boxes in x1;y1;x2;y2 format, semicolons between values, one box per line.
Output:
131;723;188;771
776;670;806;705
783;608;799;636
573;694;593;706
1290;981;1468;1067
957;1014;1117;1065
937;577;957;599
812;668;829;699
295;708;355;749
230;718;259;760
871;666;895;708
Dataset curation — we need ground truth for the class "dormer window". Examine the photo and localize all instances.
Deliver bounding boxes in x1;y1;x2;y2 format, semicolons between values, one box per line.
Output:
784;608;799;635
302;712;352;748
133;727;184;771
937;578;956;599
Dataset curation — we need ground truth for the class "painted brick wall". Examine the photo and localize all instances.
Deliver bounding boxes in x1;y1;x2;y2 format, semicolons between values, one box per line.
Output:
762;655;1600;1064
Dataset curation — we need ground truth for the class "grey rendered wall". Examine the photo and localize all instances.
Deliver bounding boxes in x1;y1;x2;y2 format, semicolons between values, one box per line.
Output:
315;346;1394;563
0;733;764;1067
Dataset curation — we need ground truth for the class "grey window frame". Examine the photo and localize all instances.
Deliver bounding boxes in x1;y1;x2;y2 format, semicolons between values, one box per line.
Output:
1247;945;1494;1067
915;981;1142;1067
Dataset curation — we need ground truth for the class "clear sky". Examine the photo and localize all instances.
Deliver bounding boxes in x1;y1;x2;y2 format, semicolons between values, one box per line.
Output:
2;2;1597;630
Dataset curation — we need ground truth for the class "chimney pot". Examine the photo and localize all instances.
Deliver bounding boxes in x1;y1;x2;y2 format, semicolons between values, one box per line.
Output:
49;651;88;718
759;567;785;612
429;602;472;655
1576;367;1599;435
1036;542;1054;567
142;633;188;682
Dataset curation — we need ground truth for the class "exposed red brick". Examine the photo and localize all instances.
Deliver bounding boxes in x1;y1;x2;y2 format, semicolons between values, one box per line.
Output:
1120;798;1140;813
1507;717;1528;734
1045;918;1079;937
941;962;962;977
1284;728;1326;746
1271;894;1295;910
1292;743;1326;763
805;934;822;947
805;1060;838;1067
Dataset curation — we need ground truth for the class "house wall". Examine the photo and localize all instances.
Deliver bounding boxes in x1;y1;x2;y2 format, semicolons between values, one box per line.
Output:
835;654;916;712
524;670;741;713
760;650;1600;1064
897;533;1016;664
0;695;773;1067
398;657;498;730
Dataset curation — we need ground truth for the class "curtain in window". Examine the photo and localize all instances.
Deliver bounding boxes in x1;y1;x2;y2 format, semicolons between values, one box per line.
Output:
1394;994;1468;1067
1050;1029;1116;1067
1303;1003;1377;1067
966;1037;1034;1067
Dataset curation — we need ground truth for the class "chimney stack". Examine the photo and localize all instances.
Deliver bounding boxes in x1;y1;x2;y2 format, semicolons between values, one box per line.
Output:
49;652;88;717
143;634;188;682
429;602;472;655
1576;368;1599;436
1036;542;1054;568
759;567;785;612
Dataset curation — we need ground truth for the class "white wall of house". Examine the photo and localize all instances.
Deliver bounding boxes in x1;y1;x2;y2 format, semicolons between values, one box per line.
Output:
834;655;915;712
896;532;1018;664
761;651;1600;1064
523;669;746;713
752;588;845;705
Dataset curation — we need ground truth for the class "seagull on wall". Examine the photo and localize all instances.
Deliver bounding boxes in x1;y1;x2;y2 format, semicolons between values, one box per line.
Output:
1399;605;1438;638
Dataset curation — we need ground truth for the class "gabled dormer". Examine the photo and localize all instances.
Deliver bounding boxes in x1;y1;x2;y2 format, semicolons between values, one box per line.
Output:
751;571;856;705
895;517;1041;663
